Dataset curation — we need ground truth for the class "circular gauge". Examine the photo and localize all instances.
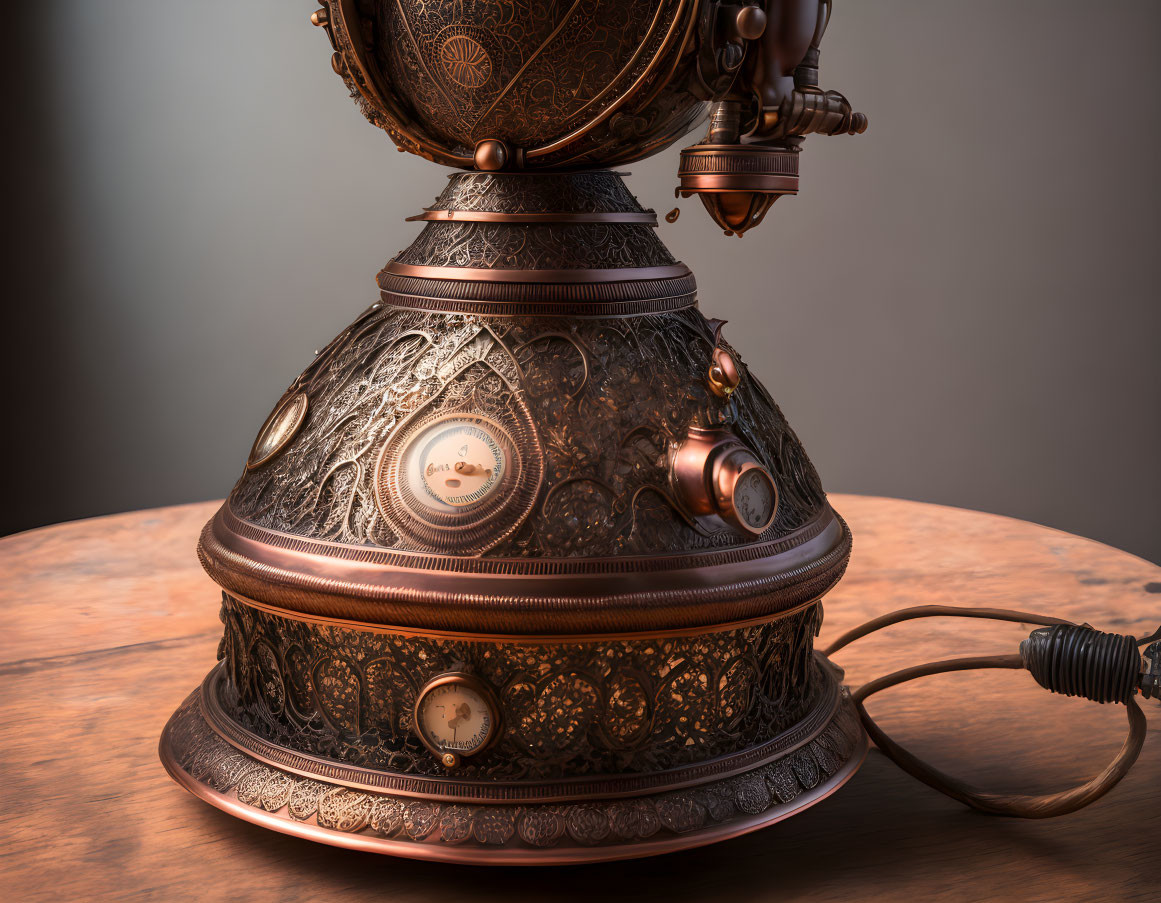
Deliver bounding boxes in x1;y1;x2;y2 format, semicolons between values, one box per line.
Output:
706;442;779;536
405;416;511;514
414;673;500;768
732;465;778;534
375;406;543;554
247;392;308;468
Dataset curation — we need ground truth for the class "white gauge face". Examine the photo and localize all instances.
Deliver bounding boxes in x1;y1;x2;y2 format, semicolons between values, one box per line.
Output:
416;679;496;757
734;466;777;532
404;416;511;514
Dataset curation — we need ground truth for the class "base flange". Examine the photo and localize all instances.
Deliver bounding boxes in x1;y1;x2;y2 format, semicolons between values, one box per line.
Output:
159;662;866;865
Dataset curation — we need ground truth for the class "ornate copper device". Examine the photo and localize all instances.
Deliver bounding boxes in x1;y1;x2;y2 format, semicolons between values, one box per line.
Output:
160;0;1156;864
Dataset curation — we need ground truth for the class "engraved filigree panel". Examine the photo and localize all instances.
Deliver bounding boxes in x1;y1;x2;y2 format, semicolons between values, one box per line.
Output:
428;171;648;215
217;594;824;780
230;302;828;557
371;0;694;154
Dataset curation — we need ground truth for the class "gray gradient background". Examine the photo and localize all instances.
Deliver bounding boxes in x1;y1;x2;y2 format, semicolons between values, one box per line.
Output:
5;1;1159;563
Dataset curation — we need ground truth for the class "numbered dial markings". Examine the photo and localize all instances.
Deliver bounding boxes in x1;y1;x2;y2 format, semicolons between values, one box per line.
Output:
415;675;499;763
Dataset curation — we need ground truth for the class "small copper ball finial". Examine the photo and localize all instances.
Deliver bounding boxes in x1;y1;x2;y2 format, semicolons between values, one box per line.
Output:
735;5;767;41
474;139;509;172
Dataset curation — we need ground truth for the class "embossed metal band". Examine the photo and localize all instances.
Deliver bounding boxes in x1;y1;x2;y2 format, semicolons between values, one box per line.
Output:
199;504;851;632
200;661;844;804
383;261;693;283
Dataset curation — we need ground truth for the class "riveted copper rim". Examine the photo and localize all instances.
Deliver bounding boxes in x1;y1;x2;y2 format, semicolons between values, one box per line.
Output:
197;503;852;634
225;588;827;645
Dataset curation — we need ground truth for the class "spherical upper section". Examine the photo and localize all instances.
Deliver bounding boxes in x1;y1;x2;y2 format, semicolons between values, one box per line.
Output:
322;0;706;169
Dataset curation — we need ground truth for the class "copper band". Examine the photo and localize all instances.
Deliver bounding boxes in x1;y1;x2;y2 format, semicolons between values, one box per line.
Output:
406;210;659;224
197;505;852;633
677;175;799;193
383;261;692;283
375;270;698;313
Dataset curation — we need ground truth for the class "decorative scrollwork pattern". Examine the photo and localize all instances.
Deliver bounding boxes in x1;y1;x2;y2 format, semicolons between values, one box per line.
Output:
365;0;705;167
230;302;827;557
394;222;677;270
217;594;824;780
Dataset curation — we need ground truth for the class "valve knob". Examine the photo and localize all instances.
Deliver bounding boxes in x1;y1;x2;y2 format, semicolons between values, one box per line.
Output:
708;347;742;398
671;427;779;536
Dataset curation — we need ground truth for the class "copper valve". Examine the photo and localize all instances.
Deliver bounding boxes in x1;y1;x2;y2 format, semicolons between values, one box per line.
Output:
671;427;779;536
678;0;867;236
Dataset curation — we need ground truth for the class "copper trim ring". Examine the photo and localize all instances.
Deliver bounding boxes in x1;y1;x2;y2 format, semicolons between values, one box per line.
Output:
375;270;698;312
214;501;836;578
382;261;692;284
197;504;851;632
199;662;844;804
227;589;825;644
378;291;698;318
406;210;659;224
677;175;799;193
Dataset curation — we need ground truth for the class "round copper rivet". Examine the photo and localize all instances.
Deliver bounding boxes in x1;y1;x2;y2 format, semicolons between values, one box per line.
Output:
474;139;509;172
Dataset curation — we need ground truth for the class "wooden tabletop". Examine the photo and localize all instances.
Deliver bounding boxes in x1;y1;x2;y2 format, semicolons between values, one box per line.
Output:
1;495;1157;902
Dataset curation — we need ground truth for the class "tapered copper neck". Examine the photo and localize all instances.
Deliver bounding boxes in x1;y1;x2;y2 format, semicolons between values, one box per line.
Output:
377;172;693;311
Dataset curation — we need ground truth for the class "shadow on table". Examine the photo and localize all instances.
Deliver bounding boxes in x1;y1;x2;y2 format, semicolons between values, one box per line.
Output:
182;751;1154;903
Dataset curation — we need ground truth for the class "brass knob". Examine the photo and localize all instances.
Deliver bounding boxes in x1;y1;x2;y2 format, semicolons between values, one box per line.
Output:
474;139;509;172
310;8;329;28
331;51;345;75
708;348;742;398
735;5;767;41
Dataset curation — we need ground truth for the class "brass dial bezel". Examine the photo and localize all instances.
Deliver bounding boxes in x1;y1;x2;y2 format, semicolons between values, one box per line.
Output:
375;408;540;553
714;455;779;536
413;671;502;767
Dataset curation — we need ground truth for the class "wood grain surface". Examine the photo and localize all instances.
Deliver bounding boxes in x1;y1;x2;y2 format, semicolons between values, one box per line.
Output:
1;496;1157;902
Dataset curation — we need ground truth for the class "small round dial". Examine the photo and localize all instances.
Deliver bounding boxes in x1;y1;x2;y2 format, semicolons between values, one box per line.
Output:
405;416;512;514
247;392;308;469
414;674;499;766
733;466;778;533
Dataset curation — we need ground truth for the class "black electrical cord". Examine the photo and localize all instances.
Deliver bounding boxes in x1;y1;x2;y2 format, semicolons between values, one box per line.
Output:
823;605;1157;818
